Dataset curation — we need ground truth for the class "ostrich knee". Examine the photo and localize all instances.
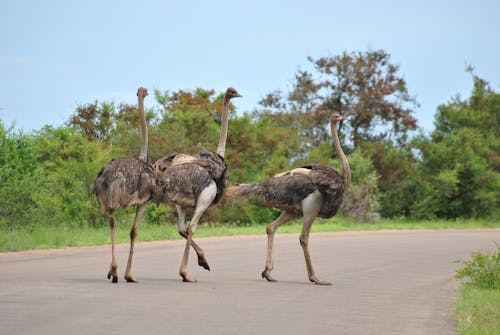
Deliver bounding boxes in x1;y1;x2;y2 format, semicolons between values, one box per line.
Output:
299;234;309;248
178;228;187;238
130;227;138;240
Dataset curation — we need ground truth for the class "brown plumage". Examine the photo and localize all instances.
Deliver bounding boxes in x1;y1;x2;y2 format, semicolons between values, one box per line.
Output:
226;113;350;285
154;151;228;207
93;158;164;210
92;87;164;283
154;87;241;282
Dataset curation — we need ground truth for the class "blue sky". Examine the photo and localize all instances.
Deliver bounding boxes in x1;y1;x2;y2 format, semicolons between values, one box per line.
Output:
1;0;499;133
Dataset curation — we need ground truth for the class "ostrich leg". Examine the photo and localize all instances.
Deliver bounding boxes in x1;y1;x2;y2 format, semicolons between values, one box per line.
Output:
179;183;216;282
262;211;297;282
124;204;147;283
107;213;119;283
176;205;210;271
300;218;331;285
299;194;331;285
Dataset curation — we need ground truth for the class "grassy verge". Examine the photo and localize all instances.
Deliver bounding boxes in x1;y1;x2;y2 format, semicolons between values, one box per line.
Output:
455;244;500;334
456;285;500;335
0;217;498;252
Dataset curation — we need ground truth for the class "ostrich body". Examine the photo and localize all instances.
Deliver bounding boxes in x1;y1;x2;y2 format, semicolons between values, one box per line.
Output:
226;113;350;285
93;87;164;283
154;87;241;282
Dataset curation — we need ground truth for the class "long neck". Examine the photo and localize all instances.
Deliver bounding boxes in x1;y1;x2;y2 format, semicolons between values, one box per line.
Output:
331;121;351;190
138;94;148;161
216;94;230;157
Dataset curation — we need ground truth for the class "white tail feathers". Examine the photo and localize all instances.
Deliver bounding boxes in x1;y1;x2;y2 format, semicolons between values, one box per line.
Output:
225;183;262;199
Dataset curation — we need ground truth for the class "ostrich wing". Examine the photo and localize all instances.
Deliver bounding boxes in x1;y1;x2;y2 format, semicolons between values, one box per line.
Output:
155;151;228;207
260;173;316;214
93;158;160;210
261;165;345;218
163;163;214;208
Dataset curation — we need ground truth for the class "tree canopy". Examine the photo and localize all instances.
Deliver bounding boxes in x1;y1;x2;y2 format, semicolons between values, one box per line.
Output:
411;76;500;218
259;50;418;150
1;50;498;229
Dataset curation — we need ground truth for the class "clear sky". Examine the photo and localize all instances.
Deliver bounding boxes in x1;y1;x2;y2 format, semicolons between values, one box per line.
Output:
1;0;499;133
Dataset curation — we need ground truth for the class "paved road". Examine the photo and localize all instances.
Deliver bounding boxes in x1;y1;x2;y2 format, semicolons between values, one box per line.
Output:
1;229;499;335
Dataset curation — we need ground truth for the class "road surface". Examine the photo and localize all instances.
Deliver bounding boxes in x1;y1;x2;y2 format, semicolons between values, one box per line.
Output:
1;229;499;335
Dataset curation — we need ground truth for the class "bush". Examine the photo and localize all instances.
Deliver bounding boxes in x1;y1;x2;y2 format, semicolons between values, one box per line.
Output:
412;76;500;219
145;205;174;226
341;150;380;222
455;243;500;290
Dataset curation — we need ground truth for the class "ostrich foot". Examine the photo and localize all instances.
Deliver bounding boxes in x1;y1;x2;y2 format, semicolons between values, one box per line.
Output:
261;270;277;282
197;255;210;271
180;270;197;283
107;267;118;283
124;274;139;283
309;276;332;286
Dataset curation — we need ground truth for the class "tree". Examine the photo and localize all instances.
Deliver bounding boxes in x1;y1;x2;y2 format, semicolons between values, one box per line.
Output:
260;50;419;150
67;101;114;141
361;139;418;218
411;75;500;219
0;122;39;226
152;88;225;156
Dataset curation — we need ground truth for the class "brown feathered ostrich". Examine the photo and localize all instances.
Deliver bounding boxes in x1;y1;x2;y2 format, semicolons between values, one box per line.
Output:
154;87;242;282
226;113;350;285
93;87;164;283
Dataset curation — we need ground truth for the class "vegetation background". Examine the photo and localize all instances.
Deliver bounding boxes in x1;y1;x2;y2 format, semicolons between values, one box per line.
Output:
0;50;498;234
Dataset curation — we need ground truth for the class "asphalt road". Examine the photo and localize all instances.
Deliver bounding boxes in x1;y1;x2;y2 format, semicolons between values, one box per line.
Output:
1;229;499;335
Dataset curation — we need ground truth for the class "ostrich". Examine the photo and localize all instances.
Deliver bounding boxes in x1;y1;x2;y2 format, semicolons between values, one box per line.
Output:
154;87;241;282
226;113;350;285
93;87;164;283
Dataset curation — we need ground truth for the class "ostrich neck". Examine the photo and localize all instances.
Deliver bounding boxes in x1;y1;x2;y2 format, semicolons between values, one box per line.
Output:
216;95;230;157
331;122;351;190
138;95;148;161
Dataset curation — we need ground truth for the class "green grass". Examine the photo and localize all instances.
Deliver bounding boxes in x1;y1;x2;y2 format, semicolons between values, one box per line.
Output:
456;285;500;335
0;217;498;252
455;244;500;334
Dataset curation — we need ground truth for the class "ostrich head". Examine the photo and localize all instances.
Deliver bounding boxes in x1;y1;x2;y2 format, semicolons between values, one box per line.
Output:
225;87;242;100
330;112;344;124
137;87;148;98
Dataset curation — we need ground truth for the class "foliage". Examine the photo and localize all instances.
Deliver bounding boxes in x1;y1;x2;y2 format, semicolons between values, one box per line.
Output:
67;100;157;149
455;244;500;335
33;126;112;226
340;150;381;221
0;122;111;229
0;122;40;227
455;243;500;290
259;49;418;149
1;50;499;229
152;88;224;157
67;101;114;141
411;76;500;219
360;140;418;218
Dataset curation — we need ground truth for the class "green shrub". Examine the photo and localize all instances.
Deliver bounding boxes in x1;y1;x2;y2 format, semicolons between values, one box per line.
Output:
455;243;500;290
145;204;174;226
340;150;380;222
